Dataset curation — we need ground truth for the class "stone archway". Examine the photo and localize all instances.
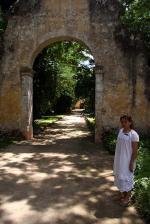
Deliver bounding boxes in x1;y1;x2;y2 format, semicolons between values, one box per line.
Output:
20;37;104;142
1;0;149;141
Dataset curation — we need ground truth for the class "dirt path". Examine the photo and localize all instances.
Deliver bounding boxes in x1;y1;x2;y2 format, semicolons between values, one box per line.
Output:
0;114;144;224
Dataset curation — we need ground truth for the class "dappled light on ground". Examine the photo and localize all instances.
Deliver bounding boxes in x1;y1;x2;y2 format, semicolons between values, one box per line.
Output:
19;115;90;146
0;115;144;224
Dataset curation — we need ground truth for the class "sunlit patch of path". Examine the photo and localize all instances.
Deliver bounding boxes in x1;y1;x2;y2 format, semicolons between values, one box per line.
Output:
0;114;144;224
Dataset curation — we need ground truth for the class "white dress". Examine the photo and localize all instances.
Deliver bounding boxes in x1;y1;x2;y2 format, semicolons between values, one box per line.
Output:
113;128;139;192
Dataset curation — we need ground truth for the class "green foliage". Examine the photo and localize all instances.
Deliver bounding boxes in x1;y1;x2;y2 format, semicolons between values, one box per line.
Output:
33;115;64;135
85;116;95;133
34;115;63;129
74;63;95;113
133;178;150;219
54;95;73;114
119;0;150;52
33;41;95;119
135;136;150;178
102;129;117;154
133;135;150;219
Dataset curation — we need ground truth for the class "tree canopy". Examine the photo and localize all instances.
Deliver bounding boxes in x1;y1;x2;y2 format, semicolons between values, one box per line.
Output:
119;0;150;53
33;41;95;118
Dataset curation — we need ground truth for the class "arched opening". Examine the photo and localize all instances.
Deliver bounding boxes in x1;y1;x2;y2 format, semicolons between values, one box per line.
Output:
20;37;104;142
31;39;96;140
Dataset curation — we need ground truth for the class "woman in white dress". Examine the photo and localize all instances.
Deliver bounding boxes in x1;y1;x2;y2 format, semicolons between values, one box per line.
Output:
113;115;139;205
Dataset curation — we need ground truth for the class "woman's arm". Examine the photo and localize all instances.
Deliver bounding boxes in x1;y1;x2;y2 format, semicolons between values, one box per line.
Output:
129;142;139;172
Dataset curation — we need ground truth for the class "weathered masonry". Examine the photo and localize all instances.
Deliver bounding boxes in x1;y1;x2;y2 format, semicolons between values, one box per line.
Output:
0;0;150;142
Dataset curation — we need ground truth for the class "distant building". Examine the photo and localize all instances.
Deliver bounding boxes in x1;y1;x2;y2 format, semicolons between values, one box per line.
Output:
74;99;85;109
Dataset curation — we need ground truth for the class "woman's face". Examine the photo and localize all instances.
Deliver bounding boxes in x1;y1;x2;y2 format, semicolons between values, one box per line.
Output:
120;118;131;129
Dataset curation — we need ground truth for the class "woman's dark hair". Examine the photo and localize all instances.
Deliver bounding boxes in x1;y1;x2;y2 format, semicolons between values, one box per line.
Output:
120;115;134;129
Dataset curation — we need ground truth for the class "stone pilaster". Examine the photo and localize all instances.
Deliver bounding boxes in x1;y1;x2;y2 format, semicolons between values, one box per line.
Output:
95;65;104;143
20;67;34;140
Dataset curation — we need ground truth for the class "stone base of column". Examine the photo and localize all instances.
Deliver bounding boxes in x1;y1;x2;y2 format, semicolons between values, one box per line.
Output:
95;128;102;143
22;125;33;140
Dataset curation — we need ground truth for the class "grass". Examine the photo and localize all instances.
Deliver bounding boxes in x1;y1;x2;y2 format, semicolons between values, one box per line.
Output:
33;115;64;130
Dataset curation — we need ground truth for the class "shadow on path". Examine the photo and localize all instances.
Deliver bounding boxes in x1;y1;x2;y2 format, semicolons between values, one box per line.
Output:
0;115;144;224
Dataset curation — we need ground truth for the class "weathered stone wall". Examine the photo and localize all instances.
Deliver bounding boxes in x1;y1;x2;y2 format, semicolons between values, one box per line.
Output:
0;0;149;139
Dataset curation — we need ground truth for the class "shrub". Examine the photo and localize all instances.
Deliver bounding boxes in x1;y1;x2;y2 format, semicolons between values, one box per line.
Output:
134;177;150;219
133;135;150;220
102;129;118;154
85;116;95;133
